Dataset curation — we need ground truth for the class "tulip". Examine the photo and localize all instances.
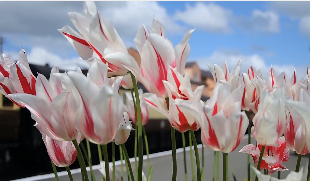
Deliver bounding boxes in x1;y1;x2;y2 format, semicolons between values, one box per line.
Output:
143;68;204;132
266;67;288;93
114;112;133;145
208;60;242;91
241;72;265;113
251;166;304;181
59;1;128;76
0;49;36;107
42;133;83;167
126;89;149;126
66;61;125;144
240;136;290;174
8;67;80;141
200;81;249;153
104;18;195;98
251;88;286;146
285;89;310;155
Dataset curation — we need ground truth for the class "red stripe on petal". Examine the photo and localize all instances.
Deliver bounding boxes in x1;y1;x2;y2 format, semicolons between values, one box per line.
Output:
285;114;295;148
98;14;110;43
271;68;275;87
175;106;197;132
144;99;158;108
0;83;11;95
40;78;52;101
51;140;67;165
231;115;243;152
250;66;254;79
242;87;246;108
204;109;220;149
152;44;168;95
0;65;9;77
212;103;218;116
16;64;33;94
62;32;91;48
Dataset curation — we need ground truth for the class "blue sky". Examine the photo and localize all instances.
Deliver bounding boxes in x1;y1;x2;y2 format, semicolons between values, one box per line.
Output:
1;1;310;78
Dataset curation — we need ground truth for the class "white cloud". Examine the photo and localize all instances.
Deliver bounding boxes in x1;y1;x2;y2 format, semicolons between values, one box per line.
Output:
234;10;279;33
174;3;232;33
100;1;186;39
196;51;306;80
270;2;310;37
6;47;88;71
299;16;310;37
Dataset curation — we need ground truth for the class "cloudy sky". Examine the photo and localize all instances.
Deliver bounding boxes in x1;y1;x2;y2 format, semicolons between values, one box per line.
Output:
1;1;309;78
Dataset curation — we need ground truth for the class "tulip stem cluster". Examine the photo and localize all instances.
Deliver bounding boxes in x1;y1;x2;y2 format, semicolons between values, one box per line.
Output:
72;139;89;181
121;144;135;181
130;72;144;181
86;140;96;181
191;130;201;181
119;145;124;181
102;144;110;181
112;143;116;181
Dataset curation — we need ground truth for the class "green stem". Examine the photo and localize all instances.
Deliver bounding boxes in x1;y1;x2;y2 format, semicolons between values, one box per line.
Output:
122;146;130;181
171;126;177;181
102;144;110;181
165;97;177;181
296;154;302;172
255;145;265;181
98;145;102;161
201;144;204;180
143;126;150;174
66;166;74;181
86;140;96;181
189;131;195;181
112;142;116;181
72;139;89;181
248;126;251;181
216;151;220;181
277;171;281;179
80;141;95;181
131;89;138;180
223;153;228;181
119;145;124;181
212;151;216;181
182;132;188;181
264;169;268;175
98;144;105;181
191;130;201;181
51;160;59;181
130;72;143;181
121;144;135;181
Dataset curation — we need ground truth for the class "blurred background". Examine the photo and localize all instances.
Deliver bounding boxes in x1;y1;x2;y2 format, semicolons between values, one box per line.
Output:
0;1;308;180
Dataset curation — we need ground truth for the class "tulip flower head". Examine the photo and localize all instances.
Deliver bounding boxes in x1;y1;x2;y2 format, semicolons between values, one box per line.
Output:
252;88;286;146
0;48;36;107
240;136;290;174
43;134;82;167
67;61;126;144
208;60;242;91
8;67;81;141
59;1;128;76
201;81;249;153
104;18;195;98
143;68;203;132
285;90;310;155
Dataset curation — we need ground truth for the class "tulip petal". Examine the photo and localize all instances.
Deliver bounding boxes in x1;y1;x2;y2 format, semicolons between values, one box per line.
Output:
174;29;194;75
58;25;93;60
